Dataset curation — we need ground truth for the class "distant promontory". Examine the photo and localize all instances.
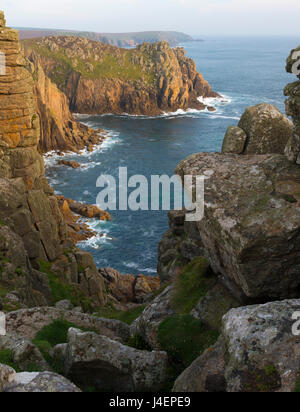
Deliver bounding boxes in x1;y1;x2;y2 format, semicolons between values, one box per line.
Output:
17;28;197;47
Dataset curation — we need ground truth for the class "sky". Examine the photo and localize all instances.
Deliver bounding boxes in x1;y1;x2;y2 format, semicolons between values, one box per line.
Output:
2;0;300;36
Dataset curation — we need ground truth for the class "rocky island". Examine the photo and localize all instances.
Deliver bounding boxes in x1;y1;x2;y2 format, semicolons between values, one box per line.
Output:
0;8;300;393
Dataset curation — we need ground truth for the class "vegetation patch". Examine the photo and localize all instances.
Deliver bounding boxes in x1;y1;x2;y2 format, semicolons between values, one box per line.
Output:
96;304;145;325
158;314;219;369
0;349;20;372
25;41;155;87
33;319;96;375
171;257;215;314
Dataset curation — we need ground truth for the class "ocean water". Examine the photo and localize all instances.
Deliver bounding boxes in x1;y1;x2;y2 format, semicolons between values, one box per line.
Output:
45;36;299;275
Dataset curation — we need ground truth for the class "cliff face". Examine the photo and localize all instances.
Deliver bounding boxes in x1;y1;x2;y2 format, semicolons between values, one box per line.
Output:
25;56;105;153
0;12;105;309
22;37;219;116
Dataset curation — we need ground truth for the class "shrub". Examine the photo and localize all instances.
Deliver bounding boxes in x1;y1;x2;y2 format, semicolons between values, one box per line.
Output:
171;257;215;314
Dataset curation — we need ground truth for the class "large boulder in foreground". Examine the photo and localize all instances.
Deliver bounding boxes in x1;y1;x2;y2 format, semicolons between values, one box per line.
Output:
223;300;300;392
64;328;168;392
176;153;300;300
3;371;81;392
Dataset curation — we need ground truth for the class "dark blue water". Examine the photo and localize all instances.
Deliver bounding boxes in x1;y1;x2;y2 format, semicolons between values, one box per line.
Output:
45;36;299;275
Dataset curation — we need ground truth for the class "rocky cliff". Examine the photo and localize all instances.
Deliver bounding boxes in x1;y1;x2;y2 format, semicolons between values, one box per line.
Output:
0;12;106;310
22;36;219;116
26;56;106;153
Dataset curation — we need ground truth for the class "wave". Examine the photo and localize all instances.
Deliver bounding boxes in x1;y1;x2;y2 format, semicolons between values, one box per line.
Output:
198;94;232;107
123;261;157;275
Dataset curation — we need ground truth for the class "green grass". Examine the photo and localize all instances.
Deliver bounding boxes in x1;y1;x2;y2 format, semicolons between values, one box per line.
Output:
38;260;94;312
0;349;20;372
171;257;215;314
34;319;79;347
33;319;97;375
158;314;219;369
28;42;155;86
96;305;145;325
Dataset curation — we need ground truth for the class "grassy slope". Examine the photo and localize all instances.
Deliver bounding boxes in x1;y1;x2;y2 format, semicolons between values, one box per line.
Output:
23;39;156;87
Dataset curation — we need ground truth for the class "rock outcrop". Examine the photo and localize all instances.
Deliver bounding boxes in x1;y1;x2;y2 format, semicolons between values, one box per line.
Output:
0;12;106;309
25;56;106;153
99;267;160;304
22;36;220;116
222;104;293;155
176;153;300;301
151;45;300;393
64;328;168;392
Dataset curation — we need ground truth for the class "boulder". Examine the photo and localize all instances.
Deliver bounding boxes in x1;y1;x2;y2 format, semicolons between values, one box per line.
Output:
237;104;293;155
0;364;16;392
3;371;81;392
131;286;176;348
223;299;300;392
55;300;74;311
58;160;81;169
65;328;168;392
0;334;49;371
176;152;300;300
222;126;247;154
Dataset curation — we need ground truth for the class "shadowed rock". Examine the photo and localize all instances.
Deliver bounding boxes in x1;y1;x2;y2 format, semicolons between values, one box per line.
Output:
64;328;168;392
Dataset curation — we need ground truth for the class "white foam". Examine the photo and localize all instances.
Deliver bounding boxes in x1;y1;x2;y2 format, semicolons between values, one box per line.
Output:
198;94;232;107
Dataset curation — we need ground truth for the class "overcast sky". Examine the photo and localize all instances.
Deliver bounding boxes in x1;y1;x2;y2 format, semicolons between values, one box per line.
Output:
2;0;300;36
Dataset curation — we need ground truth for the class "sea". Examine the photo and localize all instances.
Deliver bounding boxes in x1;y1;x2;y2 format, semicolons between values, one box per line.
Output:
44;36;299;275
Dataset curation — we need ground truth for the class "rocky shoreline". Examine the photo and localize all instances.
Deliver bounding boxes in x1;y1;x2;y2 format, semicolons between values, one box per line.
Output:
0;8;300;393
